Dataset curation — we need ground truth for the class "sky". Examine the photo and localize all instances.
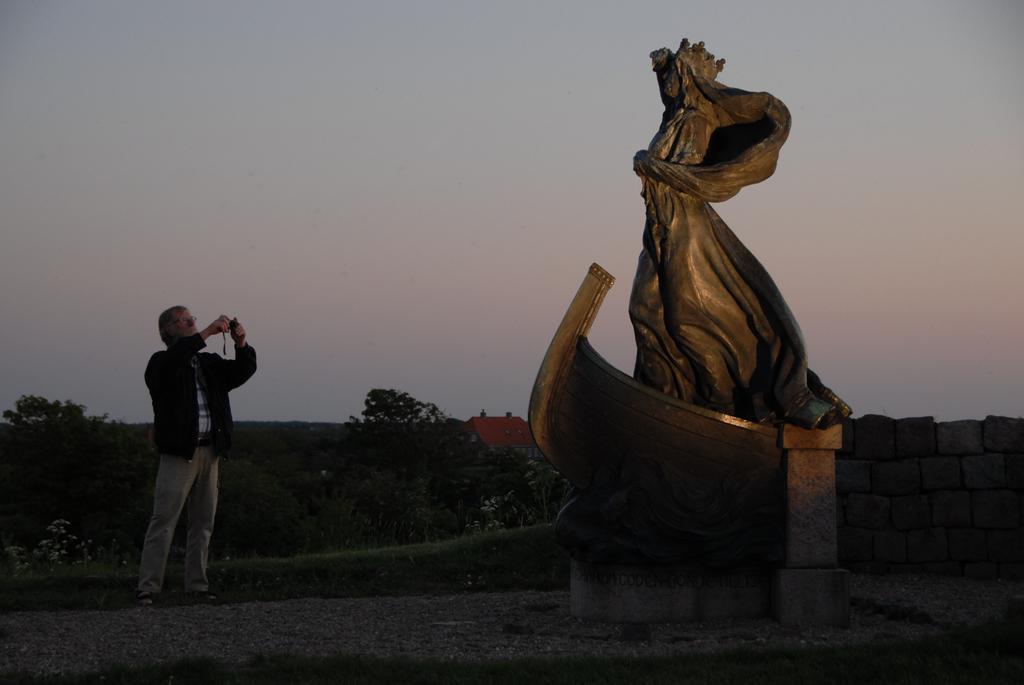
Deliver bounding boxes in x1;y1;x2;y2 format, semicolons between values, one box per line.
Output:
1;0;1022;425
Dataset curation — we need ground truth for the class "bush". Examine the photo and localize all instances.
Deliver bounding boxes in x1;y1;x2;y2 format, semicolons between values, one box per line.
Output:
214;461;308;557
0;396;155;554
339;468;444;545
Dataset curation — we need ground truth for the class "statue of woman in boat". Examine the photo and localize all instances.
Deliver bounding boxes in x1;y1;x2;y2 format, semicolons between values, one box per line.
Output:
629;40;850;428
529;40;851;566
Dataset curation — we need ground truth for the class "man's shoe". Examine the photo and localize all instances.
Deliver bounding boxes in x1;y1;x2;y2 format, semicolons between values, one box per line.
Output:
186;590;218;601
136;591;154;607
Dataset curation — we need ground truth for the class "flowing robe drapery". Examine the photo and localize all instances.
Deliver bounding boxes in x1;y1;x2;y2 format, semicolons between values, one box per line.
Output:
629;78;840;426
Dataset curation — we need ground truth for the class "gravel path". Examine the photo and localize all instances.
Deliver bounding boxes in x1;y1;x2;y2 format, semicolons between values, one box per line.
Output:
2;575;1021;676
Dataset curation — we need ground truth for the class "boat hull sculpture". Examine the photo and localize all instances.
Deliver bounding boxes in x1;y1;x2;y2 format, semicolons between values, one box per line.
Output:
529;264;784;565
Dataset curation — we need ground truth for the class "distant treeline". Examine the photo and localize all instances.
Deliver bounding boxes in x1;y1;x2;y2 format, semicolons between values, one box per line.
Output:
127;420;351;432
0;391;566;567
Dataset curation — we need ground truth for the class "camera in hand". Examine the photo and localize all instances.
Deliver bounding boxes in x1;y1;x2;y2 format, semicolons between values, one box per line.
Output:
222;318;240;354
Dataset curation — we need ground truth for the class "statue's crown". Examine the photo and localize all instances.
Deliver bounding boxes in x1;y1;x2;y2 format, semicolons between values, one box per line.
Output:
675;38;725;81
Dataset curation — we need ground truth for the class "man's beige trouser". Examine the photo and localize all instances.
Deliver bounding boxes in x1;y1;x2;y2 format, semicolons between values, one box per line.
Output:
137;446;219;593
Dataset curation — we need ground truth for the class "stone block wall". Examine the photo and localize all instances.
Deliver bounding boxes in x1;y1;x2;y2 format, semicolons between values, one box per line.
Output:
836;415;1024;579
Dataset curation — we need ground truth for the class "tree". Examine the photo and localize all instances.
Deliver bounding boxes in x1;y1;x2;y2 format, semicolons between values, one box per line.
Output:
0;396;155;552
345;389;455;476
338;389;484;540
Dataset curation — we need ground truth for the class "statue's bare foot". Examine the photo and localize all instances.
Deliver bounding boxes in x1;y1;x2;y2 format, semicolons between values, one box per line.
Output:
806;370;852;422
786;395;836;429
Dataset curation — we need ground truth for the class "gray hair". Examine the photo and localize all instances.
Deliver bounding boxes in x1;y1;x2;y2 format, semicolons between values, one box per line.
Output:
158;306;189;347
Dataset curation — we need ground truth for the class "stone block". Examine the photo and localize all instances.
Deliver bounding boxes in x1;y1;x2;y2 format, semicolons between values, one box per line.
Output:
836;460;871;493
948;528;988;561
962;454;1005;489
1009;595;1024;618
920;457;961;491
972;490;1020;529
838;527;873;562
936;420;983;455
780;423;842;449
854;415;895;461
1001;565;1024;581
836;500;845;527
873;530;907;562
772;569;850;627
569;561;771;623
987;530;1024;562
1006;454;1024;488
984;416;1024;452
891;495;931;530
964;562;998;580
845;493;891;529
923;561;962;576
844;561;887;574
930;490;972;527
837;417;855;456
872;460;920;495
888;563;925;574
784;449;837;568
896;417;935;457
906;528;948;563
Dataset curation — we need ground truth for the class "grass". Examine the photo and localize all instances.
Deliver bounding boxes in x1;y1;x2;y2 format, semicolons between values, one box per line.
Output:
0;525;568;611
4;619;1023;684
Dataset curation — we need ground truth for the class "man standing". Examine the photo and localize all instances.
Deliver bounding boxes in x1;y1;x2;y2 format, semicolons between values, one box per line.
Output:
136;306;257;606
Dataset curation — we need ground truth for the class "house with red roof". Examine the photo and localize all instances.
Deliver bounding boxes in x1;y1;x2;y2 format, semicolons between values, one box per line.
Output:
461;411;540;460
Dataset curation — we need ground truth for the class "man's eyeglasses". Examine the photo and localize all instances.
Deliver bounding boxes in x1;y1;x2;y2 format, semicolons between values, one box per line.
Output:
172;316;197;325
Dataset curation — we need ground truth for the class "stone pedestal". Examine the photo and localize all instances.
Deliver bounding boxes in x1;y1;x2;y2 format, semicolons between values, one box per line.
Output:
772;423;850;627
773;568;850;627
781;423;841;568
570;560;770;623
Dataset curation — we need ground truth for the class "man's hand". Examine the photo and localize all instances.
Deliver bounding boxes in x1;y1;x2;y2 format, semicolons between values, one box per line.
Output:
229;319;247;348
200;315;232;340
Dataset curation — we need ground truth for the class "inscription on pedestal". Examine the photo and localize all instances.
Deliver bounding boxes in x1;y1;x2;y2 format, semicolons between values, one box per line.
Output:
574;565;766;589
570;560;771;623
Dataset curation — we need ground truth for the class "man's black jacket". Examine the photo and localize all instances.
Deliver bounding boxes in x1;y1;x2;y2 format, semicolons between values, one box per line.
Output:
145;334;257;458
